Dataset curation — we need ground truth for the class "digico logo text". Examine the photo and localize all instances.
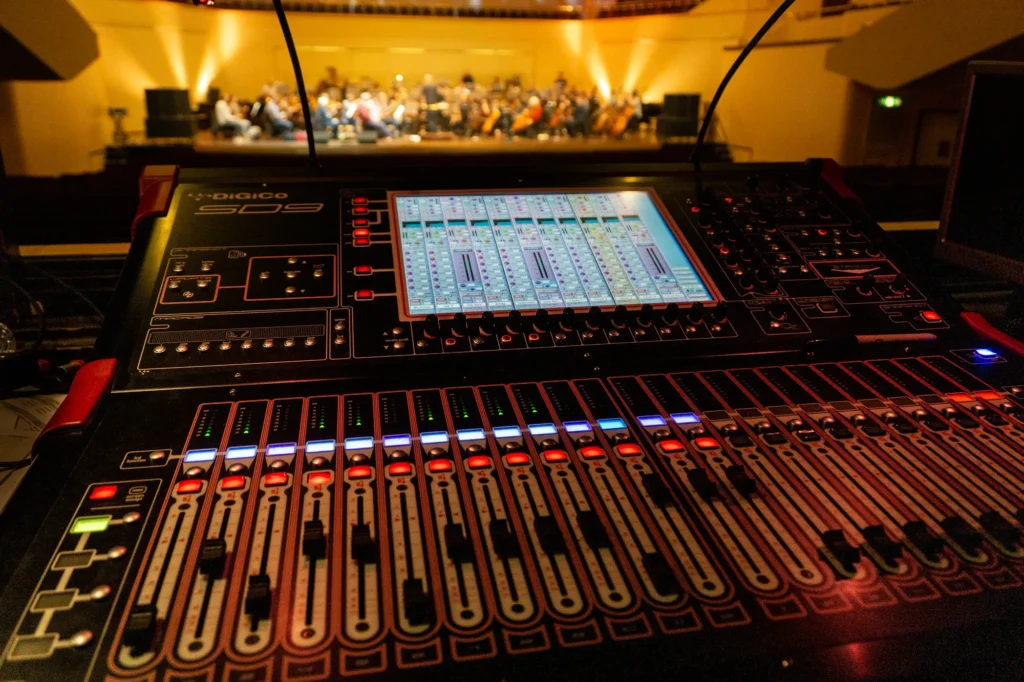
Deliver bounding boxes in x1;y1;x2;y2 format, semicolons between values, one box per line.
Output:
195;203;325;215
213;192;287;200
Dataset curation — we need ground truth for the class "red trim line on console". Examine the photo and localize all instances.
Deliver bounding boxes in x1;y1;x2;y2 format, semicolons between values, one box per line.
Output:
960;312;1024;356
36;358;118;447
818;159;864;210
130;165;179;240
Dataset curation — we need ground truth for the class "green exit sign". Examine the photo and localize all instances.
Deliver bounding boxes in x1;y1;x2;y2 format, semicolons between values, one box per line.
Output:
876;95;903;108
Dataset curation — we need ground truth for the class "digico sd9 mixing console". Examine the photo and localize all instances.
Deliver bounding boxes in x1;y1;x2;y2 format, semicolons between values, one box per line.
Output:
3;160;1024;681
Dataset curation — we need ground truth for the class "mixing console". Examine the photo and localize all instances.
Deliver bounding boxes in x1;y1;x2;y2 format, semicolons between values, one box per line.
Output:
2;160;1024;681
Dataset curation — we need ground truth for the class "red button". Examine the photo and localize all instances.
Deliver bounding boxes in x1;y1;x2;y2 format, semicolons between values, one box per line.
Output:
695;437;718;450
348;465;372;480
690;206;700;214
353;218;369;227
353;228;370;238
506;452;530;466
353;206;368;214
580;446;605;459
444;338;457;347
659;440;685;452
354;237;370;247
354;290;373;301
948;393;971;403
308;471;332;485
263;472;288;487
543;449;568;463
428;459;452;473
977;391;1002;401
220;475;246;491
527;333;541;342
616;443;642;456
89;485;117;501
354;265;372;276
176;479;202;494
353;197;368;205
388;462;412;476
467;455;491;469
921;311;941;322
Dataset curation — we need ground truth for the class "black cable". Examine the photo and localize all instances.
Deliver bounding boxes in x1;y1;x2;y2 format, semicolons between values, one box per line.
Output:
0;276;46;350
271;0;319;170
690;0;797;169
19;263;104;322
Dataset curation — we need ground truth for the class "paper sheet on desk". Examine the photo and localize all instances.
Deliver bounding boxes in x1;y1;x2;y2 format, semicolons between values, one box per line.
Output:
0;394;65;514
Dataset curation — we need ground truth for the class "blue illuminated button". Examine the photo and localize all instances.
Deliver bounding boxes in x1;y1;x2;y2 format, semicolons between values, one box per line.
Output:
528;423;557;437
974;348;998;359
597;418;627;431
184;448;216;463
266;443;296;457
671;413;701;425
638;415;666;427
305;440;336;454
563;421;591;433
344;437;374;450
420;431;449;445
226;445;257;460
492;426;522;439
383;434;412;448
457;429;486;442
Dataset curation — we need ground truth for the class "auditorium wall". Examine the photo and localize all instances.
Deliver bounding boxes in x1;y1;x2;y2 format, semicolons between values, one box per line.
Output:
0;0;894;176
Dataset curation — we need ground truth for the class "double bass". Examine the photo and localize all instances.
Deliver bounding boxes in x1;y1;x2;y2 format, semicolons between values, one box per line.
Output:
480;99;502;135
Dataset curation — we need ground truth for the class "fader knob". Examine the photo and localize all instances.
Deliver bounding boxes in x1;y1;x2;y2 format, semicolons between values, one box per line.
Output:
857;274;876;296
506;310;523;334
423;314;440;339
244;574;273;622
661;302;680;326
685;302;703;325
533;309;550;332
451;313;468;337
303;519;327;560
769;298;788;321
198;538;227;577
611;305;628;328
940;516;982;553
889;273;909;295
638;304;654;327
479;311;496;336
124;605;158;654
560;307;576;331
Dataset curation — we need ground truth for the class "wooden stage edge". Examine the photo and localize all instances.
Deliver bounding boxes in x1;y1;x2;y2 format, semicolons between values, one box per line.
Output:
191;135;668;155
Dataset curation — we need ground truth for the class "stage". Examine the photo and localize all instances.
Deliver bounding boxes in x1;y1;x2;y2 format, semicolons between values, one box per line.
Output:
105;132;729;170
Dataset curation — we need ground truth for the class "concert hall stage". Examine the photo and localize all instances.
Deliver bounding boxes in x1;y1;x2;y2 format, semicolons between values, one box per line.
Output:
104;133;730;170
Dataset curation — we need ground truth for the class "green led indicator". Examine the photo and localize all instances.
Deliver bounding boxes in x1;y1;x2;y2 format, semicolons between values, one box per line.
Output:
462;409;469;418
71;515;111;535
243;427;249;435
531;406;538;414
204;429;212;437
356;417;362;426
497;408;504;416
876;95;903;108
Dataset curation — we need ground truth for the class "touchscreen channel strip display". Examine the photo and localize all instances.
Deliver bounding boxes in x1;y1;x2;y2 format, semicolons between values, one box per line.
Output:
392;190;715;317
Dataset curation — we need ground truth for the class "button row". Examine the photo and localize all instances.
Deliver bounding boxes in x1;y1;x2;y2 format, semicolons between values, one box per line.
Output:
152;337;318;354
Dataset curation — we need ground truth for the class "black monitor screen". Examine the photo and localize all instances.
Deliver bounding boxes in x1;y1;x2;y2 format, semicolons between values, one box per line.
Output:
940;70;1024;279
